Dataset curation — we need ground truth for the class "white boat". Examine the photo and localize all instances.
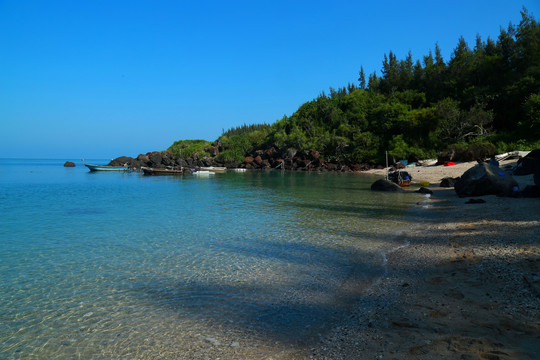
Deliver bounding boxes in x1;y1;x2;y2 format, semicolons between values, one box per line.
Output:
85;164;130;171
417;159;437;166
495;151;531;161
193;170;214;175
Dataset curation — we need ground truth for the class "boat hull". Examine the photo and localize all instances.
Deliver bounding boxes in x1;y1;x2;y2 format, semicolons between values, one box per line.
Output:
141;167;185;175
199;166;226;172
85;164;130;171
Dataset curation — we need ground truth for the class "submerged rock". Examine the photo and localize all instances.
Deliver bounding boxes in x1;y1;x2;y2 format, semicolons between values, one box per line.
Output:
415;187;433;194
371;179;403;192
440;177;459;187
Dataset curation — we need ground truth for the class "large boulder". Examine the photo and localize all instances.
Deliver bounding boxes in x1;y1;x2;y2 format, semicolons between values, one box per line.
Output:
148;152;163;167
109;156;133;166
371;179;403;192
454;163;518;197
514;149;540;176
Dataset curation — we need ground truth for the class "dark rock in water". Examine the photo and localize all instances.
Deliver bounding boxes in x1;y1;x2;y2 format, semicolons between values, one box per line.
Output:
454;163;518;197
440;177;459;187
415;187;433;194
63;161;75;167
514;149;540;176
465;198;486;204
522;185;540;198
371;179;403;192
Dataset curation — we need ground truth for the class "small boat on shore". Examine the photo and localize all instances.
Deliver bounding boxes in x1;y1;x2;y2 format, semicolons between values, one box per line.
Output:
85;164;130;172
417;159;437;166
388;170;412;187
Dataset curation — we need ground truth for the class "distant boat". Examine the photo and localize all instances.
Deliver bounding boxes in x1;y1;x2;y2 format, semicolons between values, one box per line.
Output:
141;167;186;175
199;166;227;172
85;164;130;172
192;170;215;175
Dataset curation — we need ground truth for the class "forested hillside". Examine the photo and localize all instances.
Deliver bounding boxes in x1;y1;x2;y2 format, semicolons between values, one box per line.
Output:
173;9;540;166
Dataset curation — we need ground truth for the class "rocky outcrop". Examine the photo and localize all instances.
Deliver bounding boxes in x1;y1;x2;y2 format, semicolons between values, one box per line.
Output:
454;163;518;197
371;179;403;192
63;161;75;167
109;145;375;172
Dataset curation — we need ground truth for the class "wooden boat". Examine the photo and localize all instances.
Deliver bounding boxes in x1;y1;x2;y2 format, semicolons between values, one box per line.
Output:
141;167;186;175
85;164;130;171
199;166;227;172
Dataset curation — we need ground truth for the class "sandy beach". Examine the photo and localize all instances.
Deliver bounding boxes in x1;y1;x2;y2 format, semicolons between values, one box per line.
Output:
307;160;540;359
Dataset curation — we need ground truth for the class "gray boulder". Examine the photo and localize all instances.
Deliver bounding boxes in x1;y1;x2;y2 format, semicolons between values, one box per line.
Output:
371;179;403;192
454;163;518;197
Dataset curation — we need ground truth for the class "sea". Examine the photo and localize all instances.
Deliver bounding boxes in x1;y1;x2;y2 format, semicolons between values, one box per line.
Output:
0;158;422;359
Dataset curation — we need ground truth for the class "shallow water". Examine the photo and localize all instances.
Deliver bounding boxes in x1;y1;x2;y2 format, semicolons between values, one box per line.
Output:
0;159;420;358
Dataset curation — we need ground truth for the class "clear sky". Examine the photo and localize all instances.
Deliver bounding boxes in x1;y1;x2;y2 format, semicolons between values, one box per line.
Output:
1;1;539;159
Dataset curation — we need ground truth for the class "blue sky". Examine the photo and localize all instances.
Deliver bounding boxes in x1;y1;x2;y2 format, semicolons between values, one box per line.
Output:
1;1;539;159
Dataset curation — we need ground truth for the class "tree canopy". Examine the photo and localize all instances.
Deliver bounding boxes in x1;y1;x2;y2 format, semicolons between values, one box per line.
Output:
170;9;540;165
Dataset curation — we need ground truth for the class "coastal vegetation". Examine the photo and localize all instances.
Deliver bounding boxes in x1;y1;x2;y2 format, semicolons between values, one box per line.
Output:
167;9;539;167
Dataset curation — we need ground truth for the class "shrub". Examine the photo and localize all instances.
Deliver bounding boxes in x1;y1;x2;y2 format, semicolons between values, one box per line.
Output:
167;140;212;159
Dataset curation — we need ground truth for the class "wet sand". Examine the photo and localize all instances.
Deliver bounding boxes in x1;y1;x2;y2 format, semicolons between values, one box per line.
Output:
307;161;540;359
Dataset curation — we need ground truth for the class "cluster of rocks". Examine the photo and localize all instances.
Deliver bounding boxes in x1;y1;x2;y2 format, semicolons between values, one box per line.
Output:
372;150;540;197
453;151;540;198
108;146;376;172
242;147;373;172
107;151;226;170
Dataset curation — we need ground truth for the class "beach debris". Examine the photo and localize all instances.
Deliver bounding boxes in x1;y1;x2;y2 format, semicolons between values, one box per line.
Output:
454;163;518;197
440;177;460;187
371;179;403;192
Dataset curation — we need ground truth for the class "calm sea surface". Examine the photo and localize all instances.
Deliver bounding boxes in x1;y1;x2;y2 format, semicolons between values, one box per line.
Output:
0;159;421;359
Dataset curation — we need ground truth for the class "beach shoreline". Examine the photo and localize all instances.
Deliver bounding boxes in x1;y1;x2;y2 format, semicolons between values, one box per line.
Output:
305;161;540;359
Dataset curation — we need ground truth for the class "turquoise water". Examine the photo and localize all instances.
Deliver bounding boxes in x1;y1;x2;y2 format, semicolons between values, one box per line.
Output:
0;159;419;358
